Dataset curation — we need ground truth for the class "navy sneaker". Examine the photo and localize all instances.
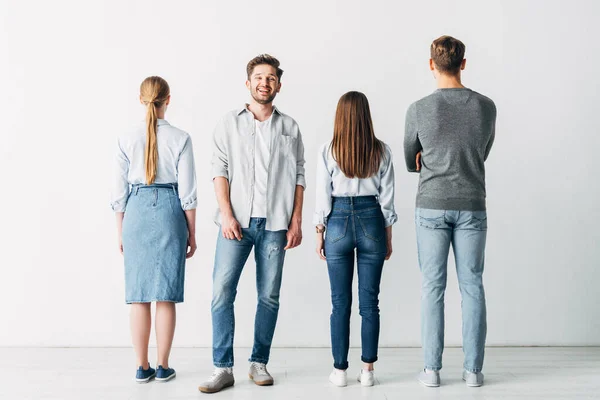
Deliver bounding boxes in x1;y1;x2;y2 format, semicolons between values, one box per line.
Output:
135;365;156;383
156;365;176;382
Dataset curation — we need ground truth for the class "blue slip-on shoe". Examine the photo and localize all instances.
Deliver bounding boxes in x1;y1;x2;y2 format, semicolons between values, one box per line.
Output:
135;365;156;383
156;365;176;382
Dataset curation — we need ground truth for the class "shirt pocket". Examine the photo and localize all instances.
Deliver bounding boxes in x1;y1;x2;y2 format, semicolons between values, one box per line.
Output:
276;135;298;179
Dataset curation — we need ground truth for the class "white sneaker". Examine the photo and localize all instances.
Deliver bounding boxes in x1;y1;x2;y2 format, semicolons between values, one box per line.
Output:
329;368;347;387
357;369;375;386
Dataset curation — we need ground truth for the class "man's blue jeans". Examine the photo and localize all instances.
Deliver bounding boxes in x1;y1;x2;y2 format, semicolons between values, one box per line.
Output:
211;218;287;367
416;208;488;373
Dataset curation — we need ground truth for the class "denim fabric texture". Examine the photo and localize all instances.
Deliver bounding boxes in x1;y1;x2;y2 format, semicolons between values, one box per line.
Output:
211;218;287;367
122;183;188;303
416;208;488;373
325;196;388;370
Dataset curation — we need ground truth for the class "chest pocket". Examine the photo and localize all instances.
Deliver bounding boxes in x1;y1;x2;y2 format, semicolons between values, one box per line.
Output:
272;135;297;183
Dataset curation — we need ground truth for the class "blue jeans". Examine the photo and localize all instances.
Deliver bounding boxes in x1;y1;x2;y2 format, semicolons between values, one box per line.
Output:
211;218;287;367
325;196;388;370
415;208;487;373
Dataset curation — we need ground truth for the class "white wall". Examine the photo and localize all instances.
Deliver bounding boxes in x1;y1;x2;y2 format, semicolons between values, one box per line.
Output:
1;0;598;347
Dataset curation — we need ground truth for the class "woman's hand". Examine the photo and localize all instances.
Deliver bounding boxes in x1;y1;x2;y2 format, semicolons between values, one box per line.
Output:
187;235;197;259
385;226;393;260
316;233;326;260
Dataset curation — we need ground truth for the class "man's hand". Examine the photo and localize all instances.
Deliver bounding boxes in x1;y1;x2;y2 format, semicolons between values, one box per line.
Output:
285;218;302;250
316;233;326;260
416;151;422;172
119;236;123;255
221;212;243;241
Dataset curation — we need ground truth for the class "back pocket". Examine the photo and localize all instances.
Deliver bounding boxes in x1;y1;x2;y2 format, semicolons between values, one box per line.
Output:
326;216;349;243
418;209;446;229
357;215;384;242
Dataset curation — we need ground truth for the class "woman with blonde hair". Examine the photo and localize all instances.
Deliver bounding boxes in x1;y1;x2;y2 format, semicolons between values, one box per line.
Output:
111;76;197;383
314;91;397;387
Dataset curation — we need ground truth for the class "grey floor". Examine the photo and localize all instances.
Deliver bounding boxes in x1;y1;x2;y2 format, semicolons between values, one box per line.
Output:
1;347;599;399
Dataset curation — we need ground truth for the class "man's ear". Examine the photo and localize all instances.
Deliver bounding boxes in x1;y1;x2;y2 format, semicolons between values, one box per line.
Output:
461;59;467;71
245;80;251;90
429;58;435;71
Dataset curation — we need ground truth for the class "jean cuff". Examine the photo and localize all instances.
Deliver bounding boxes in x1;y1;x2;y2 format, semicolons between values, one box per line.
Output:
424;365;441;371
214;361;234;368
333;361;348;370
249;357;269;365
361;355;378;364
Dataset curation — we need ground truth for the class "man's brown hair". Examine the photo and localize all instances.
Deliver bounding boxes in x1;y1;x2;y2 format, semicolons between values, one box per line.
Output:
246;54;284;81
332;91;384;179
430;35;465;75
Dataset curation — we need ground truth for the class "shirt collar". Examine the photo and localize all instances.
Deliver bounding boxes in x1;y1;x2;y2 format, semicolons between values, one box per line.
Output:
157;119;170;126
237;104;282;117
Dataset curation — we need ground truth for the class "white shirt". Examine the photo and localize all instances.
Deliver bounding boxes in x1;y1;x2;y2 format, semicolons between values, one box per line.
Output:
111;119;198;212
251;117;273;218
313;141;397;227
211;105;306;231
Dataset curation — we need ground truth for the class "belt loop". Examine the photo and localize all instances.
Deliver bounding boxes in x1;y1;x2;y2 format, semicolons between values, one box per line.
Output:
171;184;176;195
134;186;139;195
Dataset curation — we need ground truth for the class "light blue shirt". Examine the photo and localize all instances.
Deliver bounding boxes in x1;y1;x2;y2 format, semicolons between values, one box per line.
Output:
211;105;306;231
111;119;198;212
313;141;397;227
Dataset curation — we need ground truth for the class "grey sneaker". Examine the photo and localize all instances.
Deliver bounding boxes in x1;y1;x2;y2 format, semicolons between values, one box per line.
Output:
418;369;440;387
249;362;274;386
198;368;235;394
463;370;484;387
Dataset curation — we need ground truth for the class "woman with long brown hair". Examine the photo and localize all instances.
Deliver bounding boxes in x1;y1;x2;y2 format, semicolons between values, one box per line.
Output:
111;76;197;383
314;91;397;387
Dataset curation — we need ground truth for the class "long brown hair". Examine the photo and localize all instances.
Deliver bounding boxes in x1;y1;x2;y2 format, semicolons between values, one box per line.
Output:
332;91;384;178
139;76;170;184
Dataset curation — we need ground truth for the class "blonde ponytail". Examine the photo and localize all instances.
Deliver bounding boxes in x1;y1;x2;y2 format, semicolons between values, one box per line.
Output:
139;76;170;185
145;102;159;184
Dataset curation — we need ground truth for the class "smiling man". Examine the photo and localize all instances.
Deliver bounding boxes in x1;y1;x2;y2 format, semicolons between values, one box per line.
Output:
198;54;306;394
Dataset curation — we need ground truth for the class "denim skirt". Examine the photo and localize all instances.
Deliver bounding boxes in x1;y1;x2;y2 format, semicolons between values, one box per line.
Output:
122;183;188;303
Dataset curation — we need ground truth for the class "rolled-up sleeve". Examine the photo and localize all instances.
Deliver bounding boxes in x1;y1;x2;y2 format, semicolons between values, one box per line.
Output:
312;143;332;225
295;128;306;189
379;145;397;227
177;135;197;210
111;138;130;212
211;118;229;180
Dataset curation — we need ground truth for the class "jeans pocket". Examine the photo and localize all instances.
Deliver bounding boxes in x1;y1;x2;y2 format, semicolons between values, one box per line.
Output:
357;215;384;242
417;209;445;229
469;212;488;231
326;216;349;243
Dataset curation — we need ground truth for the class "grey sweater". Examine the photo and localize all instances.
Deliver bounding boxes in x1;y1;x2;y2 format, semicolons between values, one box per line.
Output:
404;88;496;211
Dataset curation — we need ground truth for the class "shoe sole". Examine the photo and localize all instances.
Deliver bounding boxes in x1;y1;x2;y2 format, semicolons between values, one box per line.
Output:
329;378;347;387
198;380;234;393
357;377;375;386
418;379;440;387
135;374;156;384
156;372;176;382
463;377;483;387
249;374;274;386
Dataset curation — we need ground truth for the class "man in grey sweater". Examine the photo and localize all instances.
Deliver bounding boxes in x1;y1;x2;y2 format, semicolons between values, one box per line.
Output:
404;35;496;388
